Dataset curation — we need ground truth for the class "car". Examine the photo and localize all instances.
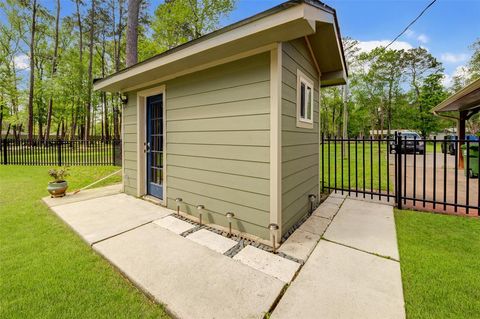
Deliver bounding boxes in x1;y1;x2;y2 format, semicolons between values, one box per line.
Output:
466;134;479;142
389;131;425;154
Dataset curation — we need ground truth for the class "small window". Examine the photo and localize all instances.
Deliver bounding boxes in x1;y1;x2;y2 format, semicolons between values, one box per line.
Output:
297;70;314;128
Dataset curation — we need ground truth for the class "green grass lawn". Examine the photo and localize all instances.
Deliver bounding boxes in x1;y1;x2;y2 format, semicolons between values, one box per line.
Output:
320;142;393;192
0;166;169;319
395;209;480;319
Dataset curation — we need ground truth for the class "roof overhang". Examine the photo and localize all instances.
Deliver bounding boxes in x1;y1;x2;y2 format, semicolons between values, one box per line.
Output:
94;0;347;93
433;78;480;113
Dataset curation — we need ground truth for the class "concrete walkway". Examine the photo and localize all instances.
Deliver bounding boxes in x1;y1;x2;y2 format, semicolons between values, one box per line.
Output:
43;188;291;319
272;198;405;319
43;188;405;319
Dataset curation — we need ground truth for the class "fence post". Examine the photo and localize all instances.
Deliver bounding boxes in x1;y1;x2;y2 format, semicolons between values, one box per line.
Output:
396;133;402;209
3;139;7;165
57;139;62;166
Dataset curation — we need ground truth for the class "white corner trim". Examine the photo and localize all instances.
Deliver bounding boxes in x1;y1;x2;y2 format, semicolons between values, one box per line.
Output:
136;85;167;206
121;102;126;193
318;78;322;198
270;43;282;242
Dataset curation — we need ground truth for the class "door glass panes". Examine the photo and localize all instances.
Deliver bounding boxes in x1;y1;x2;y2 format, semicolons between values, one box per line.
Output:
146;94;164;198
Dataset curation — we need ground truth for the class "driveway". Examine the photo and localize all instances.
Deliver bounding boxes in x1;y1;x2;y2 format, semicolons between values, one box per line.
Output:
389;152;479;215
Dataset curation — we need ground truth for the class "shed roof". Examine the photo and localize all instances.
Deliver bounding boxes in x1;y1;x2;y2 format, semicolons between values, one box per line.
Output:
433;77;480;113
94;0;347;93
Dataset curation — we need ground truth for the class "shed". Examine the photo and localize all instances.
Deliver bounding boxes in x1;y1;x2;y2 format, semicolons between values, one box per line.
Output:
94;0;347;243
433;77;480;169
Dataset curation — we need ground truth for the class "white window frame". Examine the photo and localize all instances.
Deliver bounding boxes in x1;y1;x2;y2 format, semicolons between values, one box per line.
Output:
296;69;314;129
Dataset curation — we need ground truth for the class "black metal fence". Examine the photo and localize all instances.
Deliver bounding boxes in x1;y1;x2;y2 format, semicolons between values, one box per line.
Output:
0;138;122;166
320;134;479;216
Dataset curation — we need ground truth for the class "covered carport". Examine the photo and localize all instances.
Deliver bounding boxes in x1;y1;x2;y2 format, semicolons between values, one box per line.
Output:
433;78;480;169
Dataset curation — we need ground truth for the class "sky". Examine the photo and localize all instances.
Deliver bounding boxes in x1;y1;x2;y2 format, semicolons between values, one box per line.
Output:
220;0;480;87
14;0;480;87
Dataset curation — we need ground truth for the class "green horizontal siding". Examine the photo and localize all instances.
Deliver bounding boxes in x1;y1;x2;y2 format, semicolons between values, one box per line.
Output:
167;154;269;179
120;52;272;239
165;52;271;239
123;92;138;196
281;38;320;235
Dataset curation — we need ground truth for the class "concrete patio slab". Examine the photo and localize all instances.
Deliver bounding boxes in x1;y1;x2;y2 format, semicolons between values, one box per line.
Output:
94;223;285;319
233;246;300;283
312;202;340;220
277;229;320;261
42;184;122;207
324;198;400;260
153;215;196;234
330;191;347;199
323;196;345;206
298;215;330;236
186;229;237;254
50;193;172;245
272;240;405;319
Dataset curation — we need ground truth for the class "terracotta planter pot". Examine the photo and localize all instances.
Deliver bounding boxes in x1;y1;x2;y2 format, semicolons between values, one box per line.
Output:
47;181;68;198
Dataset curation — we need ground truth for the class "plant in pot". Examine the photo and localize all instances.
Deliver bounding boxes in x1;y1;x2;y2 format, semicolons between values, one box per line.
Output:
47;167;70;198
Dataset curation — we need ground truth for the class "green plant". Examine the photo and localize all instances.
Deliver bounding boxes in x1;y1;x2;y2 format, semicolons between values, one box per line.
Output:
48;167;69;183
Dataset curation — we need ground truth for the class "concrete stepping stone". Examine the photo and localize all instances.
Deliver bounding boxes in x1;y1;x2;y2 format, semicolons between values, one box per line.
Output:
186;229;237;253
312;202;340;219
233;246;300;283
277;229;320;261
298;215;330;236
153;215;196;234
271;240;405;319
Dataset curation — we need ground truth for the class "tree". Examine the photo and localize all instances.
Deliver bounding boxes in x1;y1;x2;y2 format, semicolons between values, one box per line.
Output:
403;47;443;103
126;0;141;66
85;0;95;141
468;38;480;81
44;0;60;142
150;0;235;53
27;0;38;143
416;73;450;137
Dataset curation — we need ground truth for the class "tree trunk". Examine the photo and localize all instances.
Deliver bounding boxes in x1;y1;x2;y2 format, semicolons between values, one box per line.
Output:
70;99;77;142
0;104;3;140
27;0;38;144
126;0;141;67
75;0;83;143
101;33;110;141
85;0;95;142
45;0;61;142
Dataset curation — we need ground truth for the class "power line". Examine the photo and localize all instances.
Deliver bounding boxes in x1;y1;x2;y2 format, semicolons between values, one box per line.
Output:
385;0;438;49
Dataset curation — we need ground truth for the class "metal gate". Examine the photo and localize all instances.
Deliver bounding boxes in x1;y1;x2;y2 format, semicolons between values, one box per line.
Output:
320;133;479;216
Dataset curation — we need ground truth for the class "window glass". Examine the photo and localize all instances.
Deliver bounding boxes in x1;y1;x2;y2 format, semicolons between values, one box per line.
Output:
300;83;306;118
297;71;315;127
306;86;312;120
